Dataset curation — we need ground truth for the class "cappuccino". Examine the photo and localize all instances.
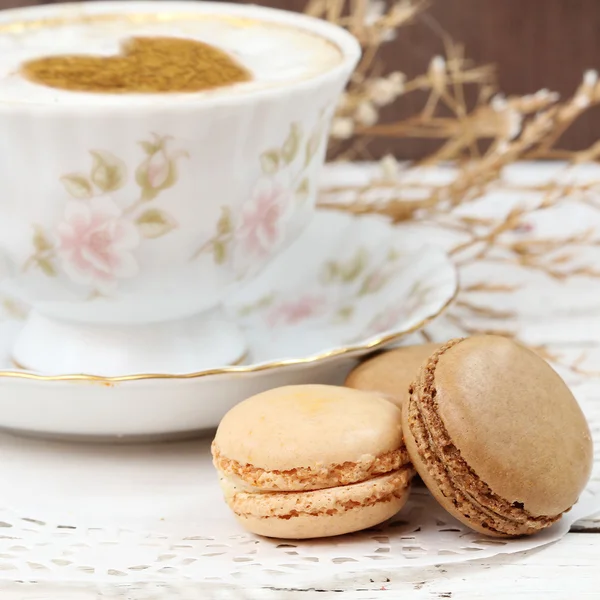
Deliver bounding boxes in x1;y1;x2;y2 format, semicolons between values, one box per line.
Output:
0;12;343;105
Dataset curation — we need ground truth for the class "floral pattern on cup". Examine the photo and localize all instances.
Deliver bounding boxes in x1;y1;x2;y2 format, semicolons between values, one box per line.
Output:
236;178;293;260
56;199;141;292
23;134;185;295
193;110;329;274
22;109;330;297
136;135;188;202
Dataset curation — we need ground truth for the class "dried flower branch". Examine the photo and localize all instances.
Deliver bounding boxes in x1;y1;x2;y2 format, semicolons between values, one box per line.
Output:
309;0;600;375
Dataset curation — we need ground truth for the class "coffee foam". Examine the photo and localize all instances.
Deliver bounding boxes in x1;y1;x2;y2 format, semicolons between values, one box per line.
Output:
0;13;343;106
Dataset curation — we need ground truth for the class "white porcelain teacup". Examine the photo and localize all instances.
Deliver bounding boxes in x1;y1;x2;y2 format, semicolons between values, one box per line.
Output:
0;1;360;375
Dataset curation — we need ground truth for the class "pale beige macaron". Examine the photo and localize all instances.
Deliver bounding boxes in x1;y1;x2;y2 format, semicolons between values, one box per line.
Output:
345;343;441;408
404;336;594;537
212;384;414;539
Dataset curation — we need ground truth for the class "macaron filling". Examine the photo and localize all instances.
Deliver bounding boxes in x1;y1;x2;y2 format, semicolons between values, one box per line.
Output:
220;466;414;520
408;339;560;536
212;443;410;491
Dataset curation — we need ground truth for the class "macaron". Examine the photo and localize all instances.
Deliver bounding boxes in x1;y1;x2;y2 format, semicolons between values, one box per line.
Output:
345;342;441;408
403;336;593;537
212;384;414;539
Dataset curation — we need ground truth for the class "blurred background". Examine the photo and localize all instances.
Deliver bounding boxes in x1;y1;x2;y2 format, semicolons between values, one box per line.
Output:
3;0;598;158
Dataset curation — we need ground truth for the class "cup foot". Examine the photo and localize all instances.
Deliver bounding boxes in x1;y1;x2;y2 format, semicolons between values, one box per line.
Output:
12;309;247;376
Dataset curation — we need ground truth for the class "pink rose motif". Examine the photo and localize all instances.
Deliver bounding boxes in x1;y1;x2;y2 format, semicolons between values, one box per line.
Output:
236;178;292;259
266;295;325;327
145;150;170;189
135;135;188;201
56;199;141;291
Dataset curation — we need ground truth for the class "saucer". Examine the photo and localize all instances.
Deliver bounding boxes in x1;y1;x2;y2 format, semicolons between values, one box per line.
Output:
0;210;457;439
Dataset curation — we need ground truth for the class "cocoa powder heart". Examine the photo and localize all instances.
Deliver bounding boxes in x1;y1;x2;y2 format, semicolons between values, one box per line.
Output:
21;36;251;93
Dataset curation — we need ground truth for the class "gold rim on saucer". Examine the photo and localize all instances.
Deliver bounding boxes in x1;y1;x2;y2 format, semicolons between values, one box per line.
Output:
0;282;458;383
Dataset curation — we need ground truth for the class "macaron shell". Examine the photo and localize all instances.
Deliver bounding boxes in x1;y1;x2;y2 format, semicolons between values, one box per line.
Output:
213;385;404;471
213;441;410;492
345;343;441;408
225;468;413;518
230;475;412;539
402;397;511;538
434;336;593;517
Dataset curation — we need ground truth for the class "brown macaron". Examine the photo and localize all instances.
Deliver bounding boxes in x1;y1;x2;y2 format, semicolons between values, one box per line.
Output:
403;336;593;537
345;343;441;408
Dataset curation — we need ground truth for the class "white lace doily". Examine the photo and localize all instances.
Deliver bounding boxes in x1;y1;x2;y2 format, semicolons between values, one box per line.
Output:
0;376;597;590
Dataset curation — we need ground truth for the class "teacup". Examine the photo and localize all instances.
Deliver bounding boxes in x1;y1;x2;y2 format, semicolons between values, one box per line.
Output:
0;1;360;375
